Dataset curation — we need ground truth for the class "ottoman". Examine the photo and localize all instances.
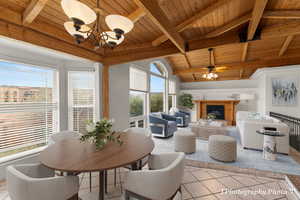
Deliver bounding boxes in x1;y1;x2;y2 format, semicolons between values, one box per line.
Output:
208;135;237;162
174;130;196;153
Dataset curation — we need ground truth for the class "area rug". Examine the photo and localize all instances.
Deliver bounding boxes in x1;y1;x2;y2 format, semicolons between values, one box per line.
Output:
152;128;300;176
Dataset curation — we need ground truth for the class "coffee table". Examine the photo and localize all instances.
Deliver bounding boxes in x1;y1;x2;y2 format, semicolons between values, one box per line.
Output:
256;130;285;161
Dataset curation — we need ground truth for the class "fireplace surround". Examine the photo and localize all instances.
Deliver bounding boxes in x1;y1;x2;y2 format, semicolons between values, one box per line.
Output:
194;100;240;125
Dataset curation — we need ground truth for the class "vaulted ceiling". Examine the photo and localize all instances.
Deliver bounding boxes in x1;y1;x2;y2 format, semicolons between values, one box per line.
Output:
1;0;300;82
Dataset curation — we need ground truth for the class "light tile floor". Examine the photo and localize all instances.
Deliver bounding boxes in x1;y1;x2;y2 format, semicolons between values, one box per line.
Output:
0;165;298;200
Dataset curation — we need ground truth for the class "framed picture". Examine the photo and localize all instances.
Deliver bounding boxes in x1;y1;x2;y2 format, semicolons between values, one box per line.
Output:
272;77;298;106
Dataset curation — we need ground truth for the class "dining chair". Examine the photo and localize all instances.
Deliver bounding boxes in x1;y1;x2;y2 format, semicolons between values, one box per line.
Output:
6;163;79;200
48;130;94;192
124;152;185;200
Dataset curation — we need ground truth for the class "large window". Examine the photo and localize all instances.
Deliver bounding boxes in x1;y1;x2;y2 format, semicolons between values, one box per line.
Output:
129;68;147;127
150;75;165;113
168;79;176;111
68;71;95;134
0;61;58;158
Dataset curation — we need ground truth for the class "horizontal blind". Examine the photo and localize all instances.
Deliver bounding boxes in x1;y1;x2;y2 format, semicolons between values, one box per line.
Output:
0;61;58;154
68;71;95;134
169;80;176;94
130;68;147;92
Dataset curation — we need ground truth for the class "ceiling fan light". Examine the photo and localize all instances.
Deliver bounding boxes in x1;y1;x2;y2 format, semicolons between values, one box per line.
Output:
105;15;134;34
61;0;96;25
64;21;90;39
101;31;124;46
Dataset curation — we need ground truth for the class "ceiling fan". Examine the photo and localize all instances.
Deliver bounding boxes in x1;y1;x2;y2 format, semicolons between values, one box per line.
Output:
201;48;228;80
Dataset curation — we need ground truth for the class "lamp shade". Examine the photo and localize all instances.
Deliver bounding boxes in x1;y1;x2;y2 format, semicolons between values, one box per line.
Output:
64;21;90;38
101;31;124;46
61;0;96;24
240;93;255;100
105;15;134;34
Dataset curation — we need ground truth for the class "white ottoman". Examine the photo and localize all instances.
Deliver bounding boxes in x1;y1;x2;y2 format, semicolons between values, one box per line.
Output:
208;135;237;162
174;130;196;153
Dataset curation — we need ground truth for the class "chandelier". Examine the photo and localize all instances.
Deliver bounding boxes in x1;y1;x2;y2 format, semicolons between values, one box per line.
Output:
61;0;134;49
202;48;218;80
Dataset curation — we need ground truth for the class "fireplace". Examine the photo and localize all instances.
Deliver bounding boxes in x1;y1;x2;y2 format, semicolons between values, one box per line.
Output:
194;100;240;125
206;105;225;120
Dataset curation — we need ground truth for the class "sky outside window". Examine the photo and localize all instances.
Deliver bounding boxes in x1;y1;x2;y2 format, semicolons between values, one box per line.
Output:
0;61;53;87
150;75;165;93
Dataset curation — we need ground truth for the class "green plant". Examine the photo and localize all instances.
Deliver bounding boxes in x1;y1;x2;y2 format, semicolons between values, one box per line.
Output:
80;119;123;149
178;93;194;109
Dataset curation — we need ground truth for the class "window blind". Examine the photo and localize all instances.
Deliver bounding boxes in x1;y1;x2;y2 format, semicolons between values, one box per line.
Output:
68;71;95;134
0;61;58;154
130;68;147;92
169;80;176;94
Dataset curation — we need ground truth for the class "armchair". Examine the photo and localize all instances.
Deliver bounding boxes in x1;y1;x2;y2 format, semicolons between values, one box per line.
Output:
149;113;177;138
170;108;191;127
124;152;185;200
6;163;79;200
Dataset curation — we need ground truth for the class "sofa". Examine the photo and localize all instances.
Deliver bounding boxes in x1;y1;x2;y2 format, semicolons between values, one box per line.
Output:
236;111;290;154
149;113;177;138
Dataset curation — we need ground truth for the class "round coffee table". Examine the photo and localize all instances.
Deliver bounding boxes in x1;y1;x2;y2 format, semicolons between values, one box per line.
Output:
40;132;154;200
256;130;285;161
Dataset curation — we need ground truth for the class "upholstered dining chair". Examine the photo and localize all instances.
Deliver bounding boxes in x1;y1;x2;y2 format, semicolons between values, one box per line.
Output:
124;152;185;200
6;163;79;200
48;130;95;192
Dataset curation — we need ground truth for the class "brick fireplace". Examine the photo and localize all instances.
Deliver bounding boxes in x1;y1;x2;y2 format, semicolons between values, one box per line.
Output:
194;100;240;125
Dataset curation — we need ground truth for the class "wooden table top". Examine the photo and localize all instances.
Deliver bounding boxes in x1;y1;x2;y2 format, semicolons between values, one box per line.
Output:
40;132;154;173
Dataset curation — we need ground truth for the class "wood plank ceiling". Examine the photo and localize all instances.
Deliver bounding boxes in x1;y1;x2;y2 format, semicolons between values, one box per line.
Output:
1;0;300;82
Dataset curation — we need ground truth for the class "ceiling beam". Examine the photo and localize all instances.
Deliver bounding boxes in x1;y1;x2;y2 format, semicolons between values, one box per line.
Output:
127;7;146;23
247;0;268;40
241;42;249;62
182;54;196;80
0;20;102;62
104;21;300;65
173;56;300;75
243;0;268;62
23;0;48;24
239;69;244;79
152;0;229;46
263;10;300;19
278;35;294;56
204;12;251;38
134;0;186;53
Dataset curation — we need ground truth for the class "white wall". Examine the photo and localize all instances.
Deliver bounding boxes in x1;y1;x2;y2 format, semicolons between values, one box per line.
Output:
180;80;259;121
252;65;300;118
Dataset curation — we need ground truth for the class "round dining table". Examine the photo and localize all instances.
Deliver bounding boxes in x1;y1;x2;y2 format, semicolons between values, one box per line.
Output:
40;132;155;200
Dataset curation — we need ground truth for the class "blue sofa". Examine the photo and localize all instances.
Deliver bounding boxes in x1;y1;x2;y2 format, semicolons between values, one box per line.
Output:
149;113;177;138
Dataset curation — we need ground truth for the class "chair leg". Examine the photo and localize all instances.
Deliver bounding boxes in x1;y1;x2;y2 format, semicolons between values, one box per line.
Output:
125;190;130;200
67;193;79;200
89;172;92;192
114;168;117;187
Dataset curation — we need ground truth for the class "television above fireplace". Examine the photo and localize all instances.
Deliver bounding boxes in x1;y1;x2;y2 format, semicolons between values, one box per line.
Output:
206;105;225;120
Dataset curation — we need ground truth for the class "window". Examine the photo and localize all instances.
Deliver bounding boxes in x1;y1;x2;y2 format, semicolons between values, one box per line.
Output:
68;71;95;134
129;68;147;128
0;61;58;158
150;75;165;113
168;79;176;111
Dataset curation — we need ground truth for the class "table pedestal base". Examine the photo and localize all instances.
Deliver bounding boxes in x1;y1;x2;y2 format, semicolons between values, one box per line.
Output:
263;135;277;161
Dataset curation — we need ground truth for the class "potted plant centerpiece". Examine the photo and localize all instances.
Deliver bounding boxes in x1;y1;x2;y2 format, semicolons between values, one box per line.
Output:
80;119;123;150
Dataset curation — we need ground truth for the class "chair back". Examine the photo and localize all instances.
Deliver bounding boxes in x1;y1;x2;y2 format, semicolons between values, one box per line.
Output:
125;127;152;138
48;130;80;145
159;152;185;195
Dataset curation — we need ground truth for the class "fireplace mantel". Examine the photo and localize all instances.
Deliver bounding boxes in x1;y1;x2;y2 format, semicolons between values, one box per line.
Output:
194;100;240;125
